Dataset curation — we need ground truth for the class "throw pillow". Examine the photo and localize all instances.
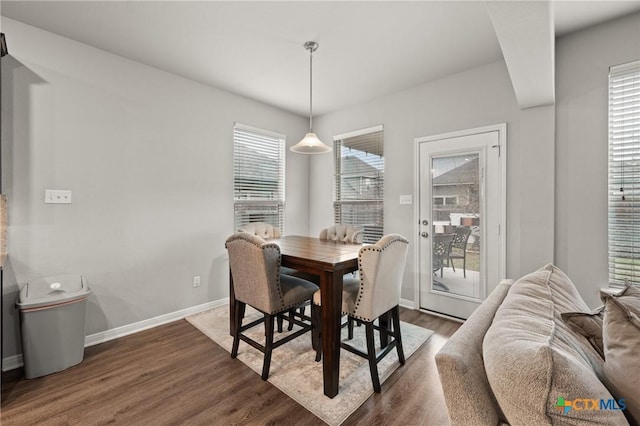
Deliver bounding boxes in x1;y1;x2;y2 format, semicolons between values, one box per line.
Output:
561;306;605;358
600;284;640;425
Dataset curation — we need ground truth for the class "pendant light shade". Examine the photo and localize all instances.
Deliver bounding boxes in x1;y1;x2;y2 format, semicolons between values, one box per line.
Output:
292;132;331;154
291;41;332;154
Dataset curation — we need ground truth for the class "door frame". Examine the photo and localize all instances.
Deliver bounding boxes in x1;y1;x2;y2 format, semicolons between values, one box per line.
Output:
412;123;507;312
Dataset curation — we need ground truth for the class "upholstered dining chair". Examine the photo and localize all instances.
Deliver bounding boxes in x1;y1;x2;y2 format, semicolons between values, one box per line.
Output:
311;234;410;392
319;224;363;243
237;222;281;239
447;227;472;278
237;222;298;291
319;223;363;283
225;232;318;380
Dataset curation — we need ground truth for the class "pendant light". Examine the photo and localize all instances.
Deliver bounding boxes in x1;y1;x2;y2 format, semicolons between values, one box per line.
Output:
290;41;332;154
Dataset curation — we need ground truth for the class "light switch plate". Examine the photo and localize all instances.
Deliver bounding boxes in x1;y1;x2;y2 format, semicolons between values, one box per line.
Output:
399;195;413;205
45;190;72;204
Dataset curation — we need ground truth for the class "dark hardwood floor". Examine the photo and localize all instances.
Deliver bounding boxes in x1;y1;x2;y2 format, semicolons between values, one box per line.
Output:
1;308;460;425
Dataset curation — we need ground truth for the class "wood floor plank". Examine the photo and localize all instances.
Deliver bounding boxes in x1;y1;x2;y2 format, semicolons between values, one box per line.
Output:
2;308;459;425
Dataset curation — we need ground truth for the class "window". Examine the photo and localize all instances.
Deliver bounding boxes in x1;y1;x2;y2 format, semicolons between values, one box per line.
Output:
433;196;459;206
334;126;384;243
608;60;640;287
233;123;285;232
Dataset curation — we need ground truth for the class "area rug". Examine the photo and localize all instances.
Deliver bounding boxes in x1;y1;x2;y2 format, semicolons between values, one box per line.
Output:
186;305;434;426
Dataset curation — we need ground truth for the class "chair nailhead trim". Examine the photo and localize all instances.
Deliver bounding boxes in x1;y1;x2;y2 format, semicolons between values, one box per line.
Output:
350;235;409;318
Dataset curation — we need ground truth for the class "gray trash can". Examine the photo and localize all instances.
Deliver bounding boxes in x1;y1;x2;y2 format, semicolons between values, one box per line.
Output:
16;274;90;379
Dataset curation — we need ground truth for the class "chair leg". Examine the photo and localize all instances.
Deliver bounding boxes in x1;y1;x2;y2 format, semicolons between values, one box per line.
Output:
262;314;275;380
231;302;246;337
347;316;354;340
462;254;467;278
365;321;381;393
451;258;456;273
277;314;284;333
288;304;308;331
392;306;405;365
231;301;244;358
311;303;322;362
287;308;296;331
238;302;246;324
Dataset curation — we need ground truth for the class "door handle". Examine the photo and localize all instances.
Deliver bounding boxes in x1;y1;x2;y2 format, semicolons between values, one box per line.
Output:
422;220;429;226
421;232;429;238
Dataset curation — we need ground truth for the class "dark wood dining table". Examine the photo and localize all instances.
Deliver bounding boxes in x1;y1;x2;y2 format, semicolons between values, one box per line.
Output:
228;235;362;398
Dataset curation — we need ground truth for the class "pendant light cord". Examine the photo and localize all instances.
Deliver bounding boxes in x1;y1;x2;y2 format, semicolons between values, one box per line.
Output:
309;45;314;133
290;41;331;154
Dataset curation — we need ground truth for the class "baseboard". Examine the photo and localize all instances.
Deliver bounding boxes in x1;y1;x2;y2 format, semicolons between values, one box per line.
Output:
398;298;465;323
84;298;228;347
2;298;228;372
420;308;465;323
399;298;416;310
2;354;22;372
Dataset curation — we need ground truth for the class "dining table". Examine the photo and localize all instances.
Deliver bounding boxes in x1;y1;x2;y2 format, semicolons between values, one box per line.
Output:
228;235;362;398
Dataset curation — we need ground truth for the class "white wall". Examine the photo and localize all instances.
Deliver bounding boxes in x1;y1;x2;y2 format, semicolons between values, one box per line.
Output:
310;60;556;302
516;105;556;275
1;18;309;358
555;13;640;308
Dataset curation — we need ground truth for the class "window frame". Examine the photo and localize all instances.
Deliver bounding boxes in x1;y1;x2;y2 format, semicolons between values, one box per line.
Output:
333;125;384;244
608;60;640;287
233;122;286;233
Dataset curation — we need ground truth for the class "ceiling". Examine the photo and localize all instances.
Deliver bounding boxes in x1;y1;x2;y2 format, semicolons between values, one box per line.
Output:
2;1;639;117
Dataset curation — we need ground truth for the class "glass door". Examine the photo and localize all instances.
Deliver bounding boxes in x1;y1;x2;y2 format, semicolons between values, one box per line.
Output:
417;125;505;319
430;152;482;299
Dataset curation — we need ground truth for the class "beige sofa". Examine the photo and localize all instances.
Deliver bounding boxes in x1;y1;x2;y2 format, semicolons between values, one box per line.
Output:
436;264;637;426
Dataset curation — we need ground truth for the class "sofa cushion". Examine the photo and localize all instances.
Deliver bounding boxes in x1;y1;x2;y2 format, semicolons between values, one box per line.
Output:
561;306;605;358
483;264;627;425
600;284;640;425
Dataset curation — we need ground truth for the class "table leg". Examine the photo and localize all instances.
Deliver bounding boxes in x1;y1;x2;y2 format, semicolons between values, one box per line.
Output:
320;270;343;398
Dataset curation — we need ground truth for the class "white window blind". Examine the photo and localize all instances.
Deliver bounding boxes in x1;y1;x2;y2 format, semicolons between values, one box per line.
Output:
609;60;640;287
334;126;384;244
233;123;285;233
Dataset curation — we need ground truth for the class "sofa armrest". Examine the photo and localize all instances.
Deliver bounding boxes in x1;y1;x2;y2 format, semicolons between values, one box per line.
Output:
435;280;512;426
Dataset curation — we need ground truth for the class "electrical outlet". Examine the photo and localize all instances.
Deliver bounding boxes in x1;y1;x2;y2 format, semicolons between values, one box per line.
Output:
45;189;72;204
193;276;201;288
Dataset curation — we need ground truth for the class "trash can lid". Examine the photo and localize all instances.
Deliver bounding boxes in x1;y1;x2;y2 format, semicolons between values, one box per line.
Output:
17;275;90;310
